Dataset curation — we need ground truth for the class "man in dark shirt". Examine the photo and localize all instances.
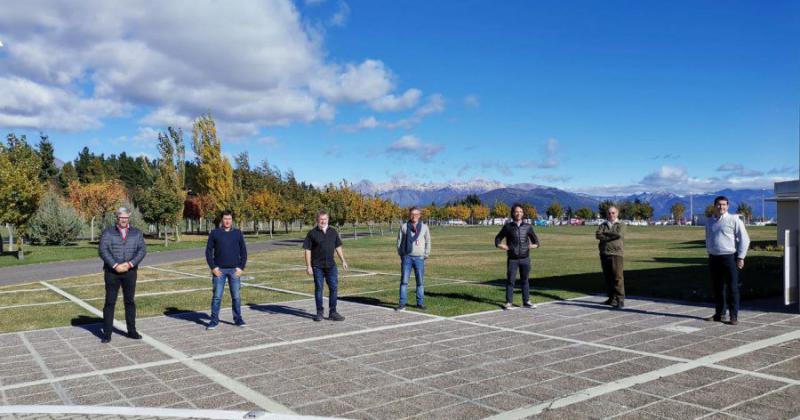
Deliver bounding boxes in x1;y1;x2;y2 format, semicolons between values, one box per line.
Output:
495;203;540;310
303;210;349;322
205;210;248;330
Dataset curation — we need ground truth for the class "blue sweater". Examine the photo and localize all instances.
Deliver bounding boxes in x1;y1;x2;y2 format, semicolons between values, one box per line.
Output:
206;228;248;269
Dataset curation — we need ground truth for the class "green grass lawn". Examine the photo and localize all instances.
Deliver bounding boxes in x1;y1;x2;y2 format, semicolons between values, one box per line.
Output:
0;225;782;333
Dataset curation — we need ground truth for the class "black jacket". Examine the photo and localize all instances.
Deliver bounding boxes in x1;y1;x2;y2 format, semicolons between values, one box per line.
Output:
99;226;147;271
495;221;540;259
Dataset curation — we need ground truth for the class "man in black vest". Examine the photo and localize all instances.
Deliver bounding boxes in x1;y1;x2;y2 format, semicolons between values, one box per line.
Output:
495;203;540;310
98;207;147;343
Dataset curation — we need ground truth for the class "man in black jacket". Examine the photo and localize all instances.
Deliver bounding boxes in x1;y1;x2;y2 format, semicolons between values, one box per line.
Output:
98;207;147;343
495;203;540;310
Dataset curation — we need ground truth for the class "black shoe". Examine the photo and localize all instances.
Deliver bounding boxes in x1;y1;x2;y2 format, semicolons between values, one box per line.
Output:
101;336;111;343
395;304;406;311
603;298;614;305
329;312;345;321
235;319;247;327
705;314;723;322
313;312;323;322
417;304;427;310
611;300;624;309
729;317;738;325
127;331;142;340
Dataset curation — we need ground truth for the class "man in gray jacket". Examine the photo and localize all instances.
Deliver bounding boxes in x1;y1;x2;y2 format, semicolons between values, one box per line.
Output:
395;207;431;311
705;196;750;325
98;207;147;343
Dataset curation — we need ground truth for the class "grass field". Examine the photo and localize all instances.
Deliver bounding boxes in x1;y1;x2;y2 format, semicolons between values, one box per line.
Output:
0;225;781;334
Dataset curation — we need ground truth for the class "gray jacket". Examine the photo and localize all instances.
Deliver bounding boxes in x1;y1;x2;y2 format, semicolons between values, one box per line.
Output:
99;226;147;271
397;222;431;258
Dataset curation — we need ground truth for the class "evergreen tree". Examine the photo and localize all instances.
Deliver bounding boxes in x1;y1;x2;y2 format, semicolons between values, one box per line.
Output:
29;191;85;245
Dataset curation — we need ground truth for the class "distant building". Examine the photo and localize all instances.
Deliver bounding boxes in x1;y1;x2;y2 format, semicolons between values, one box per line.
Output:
769;180;799;309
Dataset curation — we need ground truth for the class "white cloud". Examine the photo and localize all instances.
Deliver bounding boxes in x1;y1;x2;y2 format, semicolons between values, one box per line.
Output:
716;163;763;177
464;94;480;108
257;136;278;145
386;135;443;161
0;1;417;134
517;138;559;169
329;1;350;27
368;88;421;112
415;94;445;117
131;126;160;143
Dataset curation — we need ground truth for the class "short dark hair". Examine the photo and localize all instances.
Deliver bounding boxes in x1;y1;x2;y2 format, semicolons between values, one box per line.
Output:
408;206;421;215
713;196;729;205
220;210;233;218
510;203;524;217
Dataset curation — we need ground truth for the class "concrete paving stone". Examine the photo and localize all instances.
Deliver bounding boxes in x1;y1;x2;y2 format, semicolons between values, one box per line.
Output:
539;375;601;393
128;391;188;407
295;398;355;417
190;391;248;409
70;390;125;405
251;378;307;396
313;380;370;398
592;388;661;410
759;357;800;380
356;373;404;389
269;388;327;408
725;400;799;419
718;351;791;371
410;401;497;420
415;373;472;390
392;365;442;381
512;384;566;402
609;411;664;420
755;385;800;409
1;370;48;386
173;383;230;399
721;374;787;391
454;367;505;382
512;352;568;367
675;383;766;410
365;391;463;419
566;398;631;418
638;399;713;419
577;360;659;382
5;384;59;399
475;391;536;411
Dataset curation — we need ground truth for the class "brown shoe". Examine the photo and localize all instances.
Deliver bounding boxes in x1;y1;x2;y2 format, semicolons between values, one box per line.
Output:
729;318;738;325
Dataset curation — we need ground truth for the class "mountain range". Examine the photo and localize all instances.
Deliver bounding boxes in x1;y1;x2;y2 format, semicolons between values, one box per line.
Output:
354;180;778;219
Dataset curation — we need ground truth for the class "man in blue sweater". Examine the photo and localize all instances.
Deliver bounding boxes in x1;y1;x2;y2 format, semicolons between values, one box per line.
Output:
205;210;248;330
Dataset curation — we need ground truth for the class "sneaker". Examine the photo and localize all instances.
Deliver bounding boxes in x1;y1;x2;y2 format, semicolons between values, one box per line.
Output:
395;304;406;312
313;312;323;322
329;311;345;321
523;301;536;309
206;322;218;330
235;319;247;327
417;304;427;310
127;331;142;340
503;302;514;310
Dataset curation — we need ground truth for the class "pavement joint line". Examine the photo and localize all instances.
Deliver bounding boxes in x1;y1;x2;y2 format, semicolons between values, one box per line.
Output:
0;404;251;419
39;280;297;415
58;276;209;289
481;323;800;419
18;332;74;404
0;300;71;310
242;282;315;298
707;383;797;418
0;287;49;294
81;287;211;301
144;265;207;278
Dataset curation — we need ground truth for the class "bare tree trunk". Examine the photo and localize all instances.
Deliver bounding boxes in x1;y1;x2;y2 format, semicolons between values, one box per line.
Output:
7;224;14;252
175;224;181;242
269;220;274;239
90;216;95;242
16;236;23;260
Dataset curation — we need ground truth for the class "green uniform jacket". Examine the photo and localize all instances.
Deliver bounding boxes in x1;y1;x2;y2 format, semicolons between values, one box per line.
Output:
596;221;625;256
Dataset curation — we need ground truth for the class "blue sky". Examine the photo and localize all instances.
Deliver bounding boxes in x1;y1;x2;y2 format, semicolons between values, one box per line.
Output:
1;0;797;194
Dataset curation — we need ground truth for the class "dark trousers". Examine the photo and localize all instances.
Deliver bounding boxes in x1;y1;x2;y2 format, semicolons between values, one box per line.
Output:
709;254;740;319
313;266;338;313
103;269;137;337
506;257;531;304
600;254;625;302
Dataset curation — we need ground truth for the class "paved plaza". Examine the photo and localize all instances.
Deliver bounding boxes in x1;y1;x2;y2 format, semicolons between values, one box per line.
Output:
1;292;800;419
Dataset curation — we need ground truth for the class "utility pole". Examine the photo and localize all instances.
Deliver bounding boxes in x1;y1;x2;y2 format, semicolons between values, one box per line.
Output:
689;194;693;225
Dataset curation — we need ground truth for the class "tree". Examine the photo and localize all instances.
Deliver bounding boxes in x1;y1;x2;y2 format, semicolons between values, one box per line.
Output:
138;181;183;245
0;134;45;258
492;200;509;221
705;204;716;218
462;194;482;206
546;201;563;220
37;134;59;185
670;202;686;222
192;114;233;212
68;181;127;242
619;201;636;220
99;199;143;230
598;200;616;219
447;205;471;223
522;203;538;221
575;207;594;220
29;191;85;245
59;161;78;189
249;190;281;238
736;202;753;224
470;205;490;224
183;195;202;232
635;200;654;221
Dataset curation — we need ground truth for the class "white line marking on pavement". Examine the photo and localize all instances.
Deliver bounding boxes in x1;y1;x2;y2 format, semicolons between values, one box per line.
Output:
243;282;315;297
482;323;800;419
40;280;297;415
144;265;206;278
0;300;70;310
18;334;73;404
82;287;210;301
0;405;252;420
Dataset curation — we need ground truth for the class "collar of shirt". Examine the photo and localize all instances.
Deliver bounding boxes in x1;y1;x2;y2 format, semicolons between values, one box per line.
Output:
318;225;328;234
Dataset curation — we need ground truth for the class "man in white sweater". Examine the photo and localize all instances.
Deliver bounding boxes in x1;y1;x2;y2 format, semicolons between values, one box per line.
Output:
395;207;431;311
705;195;750;325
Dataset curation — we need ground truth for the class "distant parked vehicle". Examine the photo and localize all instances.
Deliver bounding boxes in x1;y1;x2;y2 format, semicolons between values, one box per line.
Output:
569;218;584;226
443;219;467;226
533;219;549;227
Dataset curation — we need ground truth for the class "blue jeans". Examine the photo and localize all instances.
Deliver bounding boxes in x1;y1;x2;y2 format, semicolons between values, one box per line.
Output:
313;266;338;313
399;255;425;306
210;268;242;323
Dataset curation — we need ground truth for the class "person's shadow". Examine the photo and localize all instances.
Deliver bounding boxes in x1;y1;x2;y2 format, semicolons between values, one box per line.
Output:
247;303;316;319
71;315;125;339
